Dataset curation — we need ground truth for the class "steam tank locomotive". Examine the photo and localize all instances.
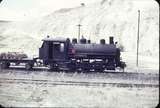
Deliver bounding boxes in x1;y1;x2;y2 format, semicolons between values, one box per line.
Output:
39;36;126;72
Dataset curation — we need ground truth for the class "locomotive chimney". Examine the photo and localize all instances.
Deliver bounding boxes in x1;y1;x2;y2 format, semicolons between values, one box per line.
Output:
109;37;114;44
88;40;91;44
100;39;105;44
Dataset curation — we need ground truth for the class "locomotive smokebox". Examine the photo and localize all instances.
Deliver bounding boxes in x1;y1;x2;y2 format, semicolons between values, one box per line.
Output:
100;39;105;44
109;37;114;44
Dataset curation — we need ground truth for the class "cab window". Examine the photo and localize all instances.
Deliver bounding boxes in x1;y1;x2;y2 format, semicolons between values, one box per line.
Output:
60;43;64;52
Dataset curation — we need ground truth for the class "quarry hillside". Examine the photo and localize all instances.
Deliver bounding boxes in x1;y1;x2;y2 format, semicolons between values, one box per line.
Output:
0;0;159;60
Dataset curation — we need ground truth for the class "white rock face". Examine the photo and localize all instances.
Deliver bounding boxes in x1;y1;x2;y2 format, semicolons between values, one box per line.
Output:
0;0;159;68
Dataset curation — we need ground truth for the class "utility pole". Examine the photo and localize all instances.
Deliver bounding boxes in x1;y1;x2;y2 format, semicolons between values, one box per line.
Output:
77;24;82;43
136;10;140;67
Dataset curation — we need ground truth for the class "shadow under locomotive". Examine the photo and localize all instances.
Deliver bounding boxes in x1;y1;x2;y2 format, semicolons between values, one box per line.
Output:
0;36;126;72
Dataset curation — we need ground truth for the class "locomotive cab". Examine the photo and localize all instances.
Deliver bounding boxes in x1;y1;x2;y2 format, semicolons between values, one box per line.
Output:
39;37;69;65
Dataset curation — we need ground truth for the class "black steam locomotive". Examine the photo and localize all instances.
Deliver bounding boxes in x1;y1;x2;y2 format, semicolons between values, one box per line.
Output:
39;36;126;71
0;36;126;72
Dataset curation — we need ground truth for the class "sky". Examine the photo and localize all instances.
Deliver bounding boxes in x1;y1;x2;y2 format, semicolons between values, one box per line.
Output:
0;0;158;21
0;0;101;21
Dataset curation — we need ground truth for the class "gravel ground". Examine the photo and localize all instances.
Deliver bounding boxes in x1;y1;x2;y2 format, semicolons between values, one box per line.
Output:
0;69;159;107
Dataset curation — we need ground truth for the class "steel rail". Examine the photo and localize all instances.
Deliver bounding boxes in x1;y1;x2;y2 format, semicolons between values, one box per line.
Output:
0;78;158;88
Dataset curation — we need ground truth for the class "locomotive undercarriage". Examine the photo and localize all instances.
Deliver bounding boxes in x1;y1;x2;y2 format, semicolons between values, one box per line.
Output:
47;58;120;72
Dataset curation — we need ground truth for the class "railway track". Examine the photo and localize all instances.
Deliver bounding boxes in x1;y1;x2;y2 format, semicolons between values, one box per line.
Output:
0;67;158;83
0;66;158;76
0;78;158;88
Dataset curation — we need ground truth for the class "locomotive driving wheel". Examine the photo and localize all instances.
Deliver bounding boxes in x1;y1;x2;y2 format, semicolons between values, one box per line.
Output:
81;67;90;72
68;62;76;72
106;66;115;70
25;63;33;70
69;67;76;72
48;63;59;71
94;68;104;72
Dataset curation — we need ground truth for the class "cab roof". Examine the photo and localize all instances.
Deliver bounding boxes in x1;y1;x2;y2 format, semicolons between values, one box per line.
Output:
42;37;69;42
